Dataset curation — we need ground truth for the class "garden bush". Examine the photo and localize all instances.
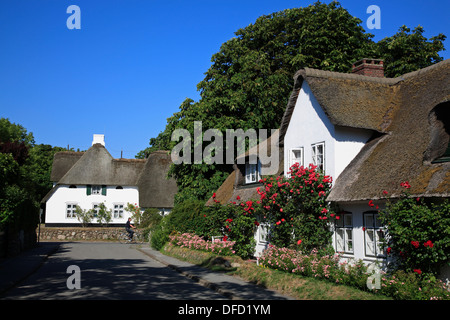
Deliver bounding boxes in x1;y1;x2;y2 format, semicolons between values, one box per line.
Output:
378;183;450;277
259;244;450;300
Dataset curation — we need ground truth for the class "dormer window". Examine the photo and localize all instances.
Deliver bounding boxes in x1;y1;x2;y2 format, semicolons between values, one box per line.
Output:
245;161;260;184
428;102;450;163
86;185;107;196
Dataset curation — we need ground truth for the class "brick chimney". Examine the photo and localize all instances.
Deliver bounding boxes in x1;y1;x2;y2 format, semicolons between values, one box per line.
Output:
352;58;384;78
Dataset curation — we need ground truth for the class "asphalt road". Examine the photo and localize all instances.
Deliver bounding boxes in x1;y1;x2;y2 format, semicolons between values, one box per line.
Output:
2;242;228;300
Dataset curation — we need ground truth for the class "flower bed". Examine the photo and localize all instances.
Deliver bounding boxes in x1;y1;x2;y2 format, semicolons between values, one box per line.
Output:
259;245;450;300
168;232;236;256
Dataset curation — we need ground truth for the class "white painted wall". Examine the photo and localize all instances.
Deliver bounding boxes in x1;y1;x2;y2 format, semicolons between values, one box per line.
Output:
283;81;372;182
45;185;139;225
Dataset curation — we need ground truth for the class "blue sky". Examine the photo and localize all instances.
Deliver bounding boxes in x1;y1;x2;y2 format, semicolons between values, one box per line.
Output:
0;0;448;159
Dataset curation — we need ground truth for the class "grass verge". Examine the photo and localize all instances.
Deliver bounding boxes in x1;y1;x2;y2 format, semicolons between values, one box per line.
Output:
160;244;391;300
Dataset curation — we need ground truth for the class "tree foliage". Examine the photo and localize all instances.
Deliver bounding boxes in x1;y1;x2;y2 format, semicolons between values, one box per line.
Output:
0;118;64;231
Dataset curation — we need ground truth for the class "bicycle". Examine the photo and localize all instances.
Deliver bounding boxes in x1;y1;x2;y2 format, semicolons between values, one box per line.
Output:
118;230;145;244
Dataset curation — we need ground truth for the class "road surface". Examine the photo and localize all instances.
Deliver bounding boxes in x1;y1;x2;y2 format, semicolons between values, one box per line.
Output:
2;242;228;300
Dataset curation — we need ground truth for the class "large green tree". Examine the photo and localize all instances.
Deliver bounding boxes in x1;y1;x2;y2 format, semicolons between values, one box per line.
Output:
139;1;446;203
0;118;64;231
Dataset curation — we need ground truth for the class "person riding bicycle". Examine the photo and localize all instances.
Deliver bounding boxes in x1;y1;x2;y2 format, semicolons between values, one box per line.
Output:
125;218;136;241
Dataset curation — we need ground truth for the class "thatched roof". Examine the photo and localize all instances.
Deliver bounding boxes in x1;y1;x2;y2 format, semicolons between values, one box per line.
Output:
44;145;177;208
137;150;178;208
277;60;450;202
206;130;284;206
279;69;400;146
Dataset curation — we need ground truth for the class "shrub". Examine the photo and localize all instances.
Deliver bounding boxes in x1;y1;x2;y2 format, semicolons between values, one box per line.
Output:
169;232;236;256
255;163;335;251
259;244;450;300
378;183;450;276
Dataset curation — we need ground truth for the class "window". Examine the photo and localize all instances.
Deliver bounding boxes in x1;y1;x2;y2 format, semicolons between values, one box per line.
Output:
258;224;269;243
428;102;450;163
245;161;260;184
113;203;124;219
289;148;303;168
364;212;385;257
92;203;100;217
312;142;325;171
87;185;107;196
66;203;78;219
335;212;353;254
92;186;102;195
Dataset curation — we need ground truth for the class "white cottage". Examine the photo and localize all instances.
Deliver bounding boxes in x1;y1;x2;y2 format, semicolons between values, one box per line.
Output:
279;59;450;266
41;135;178;226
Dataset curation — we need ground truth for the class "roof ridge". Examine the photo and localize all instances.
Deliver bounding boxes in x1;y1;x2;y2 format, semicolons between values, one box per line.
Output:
302;67;400;84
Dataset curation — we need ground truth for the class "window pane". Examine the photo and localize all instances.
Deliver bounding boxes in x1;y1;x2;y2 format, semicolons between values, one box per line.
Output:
375;215;382;228
365;214;374;228
344;214;352;227
336;229;344;252
365;230;375;255
317;144;323;155
345;229;353;252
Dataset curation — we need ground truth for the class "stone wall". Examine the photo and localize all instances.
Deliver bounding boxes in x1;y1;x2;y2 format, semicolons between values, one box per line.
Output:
38;226;124;241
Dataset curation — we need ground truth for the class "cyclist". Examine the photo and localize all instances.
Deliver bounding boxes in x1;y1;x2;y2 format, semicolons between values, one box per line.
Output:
125;217;136;241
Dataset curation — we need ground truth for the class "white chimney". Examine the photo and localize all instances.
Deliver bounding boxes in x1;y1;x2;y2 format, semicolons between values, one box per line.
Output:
92;134;105;146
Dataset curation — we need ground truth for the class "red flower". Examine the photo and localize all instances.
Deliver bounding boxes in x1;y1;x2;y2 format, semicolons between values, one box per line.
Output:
236;196;241;200
212;192;216;198
368;200;374;207
400;181;411;189
387;247;392;255
411;240;420;248
321;208;328;214
276;221;281;225
254;221;260;226
424;240;434;248
383;190;388;195
223;235;228;241
413;269;422;275
297;239;302;245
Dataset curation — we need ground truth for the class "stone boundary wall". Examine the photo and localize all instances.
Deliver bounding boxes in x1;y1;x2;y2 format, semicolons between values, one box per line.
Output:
38;226;125;241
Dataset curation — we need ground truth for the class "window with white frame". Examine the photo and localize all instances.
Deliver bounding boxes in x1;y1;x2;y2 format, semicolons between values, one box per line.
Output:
335;212;353;254
245;161;260;184
113;203;124;219
66;203;78;219
92;203;100;217
258;223;269;243
289;147;303;169
364;211;385;257
311;142;325;171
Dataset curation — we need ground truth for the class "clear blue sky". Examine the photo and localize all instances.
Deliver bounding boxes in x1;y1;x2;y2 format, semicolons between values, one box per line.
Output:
0;0;448;159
